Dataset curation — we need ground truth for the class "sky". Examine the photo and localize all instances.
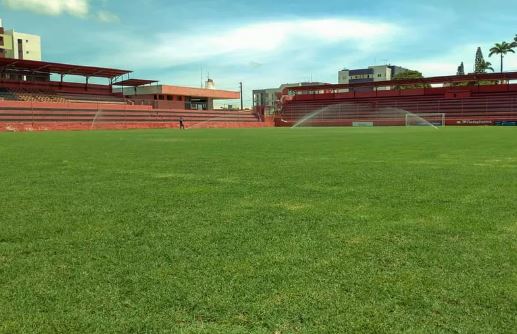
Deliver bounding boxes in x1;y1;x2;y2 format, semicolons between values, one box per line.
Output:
1;0;516;106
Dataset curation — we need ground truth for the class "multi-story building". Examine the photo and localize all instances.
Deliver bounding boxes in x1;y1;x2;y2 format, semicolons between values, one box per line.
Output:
0;18;42;61
338;65;410;90
253;82;327;115
253;87;279;115
0;19;6;59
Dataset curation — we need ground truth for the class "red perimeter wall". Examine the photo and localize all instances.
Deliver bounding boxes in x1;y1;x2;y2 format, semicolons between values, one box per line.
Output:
0;121;269;132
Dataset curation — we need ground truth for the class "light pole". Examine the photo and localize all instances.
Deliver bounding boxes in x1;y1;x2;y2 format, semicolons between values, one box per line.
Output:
239;82;243;110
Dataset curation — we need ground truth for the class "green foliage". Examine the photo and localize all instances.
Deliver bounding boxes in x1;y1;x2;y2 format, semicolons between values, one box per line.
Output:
489;42;516;72
392;70;431;89
393;69;425;80
489;41;515;57
479;60;495;73
453;60;495;87
0;128;516;333
477;80;499;85
474;47;486;73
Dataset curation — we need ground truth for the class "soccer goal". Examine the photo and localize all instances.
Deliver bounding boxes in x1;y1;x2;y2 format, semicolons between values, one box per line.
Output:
405;113;446;127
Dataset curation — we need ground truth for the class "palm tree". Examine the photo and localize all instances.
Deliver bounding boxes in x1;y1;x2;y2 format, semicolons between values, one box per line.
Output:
489;42;515;72
479;60;494;73
512;35;517;48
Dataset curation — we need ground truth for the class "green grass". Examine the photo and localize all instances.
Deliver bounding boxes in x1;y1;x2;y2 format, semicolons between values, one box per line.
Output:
0;127;516;333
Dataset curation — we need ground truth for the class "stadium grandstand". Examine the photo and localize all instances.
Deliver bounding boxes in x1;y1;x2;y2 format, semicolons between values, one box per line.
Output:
276;72;517;127
0;58;263;131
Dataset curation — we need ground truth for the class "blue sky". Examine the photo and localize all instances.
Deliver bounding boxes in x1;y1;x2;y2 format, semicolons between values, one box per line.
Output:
1;0;516;106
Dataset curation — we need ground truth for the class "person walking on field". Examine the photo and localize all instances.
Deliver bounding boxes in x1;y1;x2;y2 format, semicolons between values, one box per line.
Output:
179;117;185;130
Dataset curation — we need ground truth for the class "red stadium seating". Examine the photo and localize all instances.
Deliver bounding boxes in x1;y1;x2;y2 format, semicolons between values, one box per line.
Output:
0;101;264;131
277;84;517;127
0;83;264;131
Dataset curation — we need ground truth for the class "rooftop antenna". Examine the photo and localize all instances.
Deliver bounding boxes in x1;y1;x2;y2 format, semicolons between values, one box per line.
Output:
205;71;211;89
200;65;203;88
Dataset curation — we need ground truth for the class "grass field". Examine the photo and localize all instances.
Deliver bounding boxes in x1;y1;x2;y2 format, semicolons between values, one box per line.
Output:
0;127;516;333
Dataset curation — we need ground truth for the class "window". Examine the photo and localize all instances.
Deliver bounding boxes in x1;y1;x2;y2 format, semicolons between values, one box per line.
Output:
352;74;372;80
17;39;23;60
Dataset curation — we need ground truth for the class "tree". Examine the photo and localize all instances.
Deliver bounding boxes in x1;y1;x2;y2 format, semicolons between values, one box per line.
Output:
512;35;517;48
454;60;495;87
476;60;498;85
479;60;495;73
474;47;486;73
392;70;430;90
457;62;465;76
489;42;515;72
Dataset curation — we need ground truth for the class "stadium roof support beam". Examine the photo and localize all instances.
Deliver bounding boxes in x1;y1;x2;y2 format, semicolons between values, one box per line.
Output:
112;79;159;87
112;78;159;96
0;58;132;80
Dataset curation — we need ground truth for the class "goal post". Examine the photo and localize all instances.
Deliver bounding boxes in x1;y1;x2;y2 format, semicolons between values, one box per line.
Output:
405;113;446;127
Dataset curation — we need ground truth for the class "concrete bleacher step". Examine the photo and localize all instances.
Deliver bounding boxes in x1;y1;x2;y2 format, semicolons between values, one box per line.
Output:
0;104;262;124
0;88;263;127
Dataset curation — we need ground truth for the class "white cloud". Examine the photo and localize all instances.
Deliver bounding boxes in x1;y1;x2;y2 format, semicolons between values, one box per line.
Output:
2;0;121;23
2;0;89;17
115;18;400;68
88;17;401;102
96;10;119;23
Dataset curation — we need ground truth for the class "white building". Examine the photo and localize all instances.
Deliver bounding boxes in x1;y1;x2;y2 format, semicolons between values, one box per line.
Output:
253;82;327;115
338;65;410;90
0;18;42;61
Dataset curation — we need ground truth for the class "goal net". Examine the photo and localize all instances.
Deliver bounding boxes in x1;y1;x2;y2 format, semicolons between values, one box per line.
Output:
405;113;446;127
